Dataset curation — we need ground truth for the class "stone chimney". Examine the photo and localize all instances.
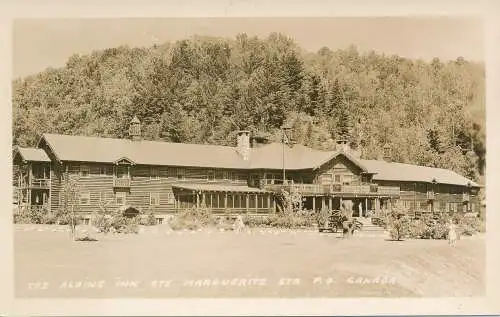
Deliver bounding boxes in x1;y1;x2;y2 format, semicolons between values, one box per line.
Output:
382;143;391;162
129;116;142;141
237;130;251;160
336;139;349;153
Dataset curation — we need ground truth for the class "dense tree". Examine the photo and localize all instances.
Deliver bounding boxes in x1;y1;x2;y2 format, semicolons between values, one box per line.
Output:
12;33;486;182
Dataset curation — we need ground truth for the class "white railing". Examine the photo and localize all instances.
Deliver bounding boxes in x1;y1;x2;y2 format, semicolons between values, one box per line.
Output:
113;177;131;188
262;183;400;196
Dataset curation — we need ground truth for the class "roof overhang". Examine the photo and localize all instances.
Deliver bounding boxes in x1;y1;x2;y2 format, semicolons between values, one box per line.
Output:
36;134;62;163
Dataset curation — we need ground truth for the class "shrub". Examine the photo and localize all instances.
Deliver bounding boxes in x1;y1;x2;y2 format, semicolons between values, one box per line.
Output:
242;215;273;227
407;219;426;239
75;236;98;242
145;212;157;226
41;213;57;224
168;208;217;231
92;214;113;233
387;206;411;241
432;223;449;240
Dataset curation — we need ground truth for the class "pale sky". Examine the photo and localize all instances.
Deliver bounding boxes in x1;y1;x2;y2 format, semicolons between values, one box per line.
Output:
12;17;484;78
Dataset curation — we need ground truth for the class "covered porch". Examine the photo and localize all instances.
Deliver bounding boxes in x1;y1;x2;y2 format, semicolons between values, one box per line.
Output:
302;195;394;217
172;184;276;214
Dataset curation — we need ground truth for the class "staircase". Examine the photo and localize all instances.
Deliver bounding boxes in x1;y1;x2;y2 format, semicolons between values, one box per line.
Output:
355;217;387;237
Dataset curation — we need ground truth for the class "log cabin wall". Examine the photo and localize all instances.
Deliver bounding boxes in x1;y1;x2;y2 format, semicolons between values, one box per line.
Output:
59;162;253;215
374;180;479;213
39;139;63;214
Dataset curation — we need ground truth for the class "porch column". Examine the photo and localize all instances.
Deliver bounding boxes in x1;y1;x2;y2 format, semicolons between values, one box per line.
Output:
267;194;271;211
340;197;343;208
202;193;206;208
312;196;316;211
224;192;228;209
329;196;333;210
196;191;200;208
365;198;368;217
255;194;258;210
322;196;326;209
246;194;249;212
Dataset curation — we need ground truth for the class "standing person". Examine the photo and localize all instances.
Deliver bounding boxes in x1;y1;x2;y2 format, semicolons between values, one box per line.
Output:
448;219;458;246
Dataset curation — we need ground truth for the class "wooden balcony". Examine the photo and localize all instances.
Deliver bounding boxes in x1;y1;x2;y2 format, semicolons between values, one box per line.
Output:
426;191;435;200
462;193;470;202
22;178;50;189
262;183;400;197
113;177;131;188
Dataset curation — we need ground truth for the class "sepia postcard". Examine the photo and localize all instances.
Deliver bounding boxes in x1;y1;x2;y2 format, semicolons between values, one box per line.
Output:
2;0;500;316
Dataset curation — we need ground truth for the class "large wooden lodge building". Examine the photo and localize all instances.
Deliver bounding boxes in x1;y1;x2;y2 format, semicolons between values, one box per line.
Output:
13;117;481;223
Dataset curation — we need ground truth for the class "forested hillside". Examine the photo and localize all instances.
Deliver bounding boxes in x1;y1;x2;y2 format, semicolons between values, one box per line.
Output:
12;32;485;181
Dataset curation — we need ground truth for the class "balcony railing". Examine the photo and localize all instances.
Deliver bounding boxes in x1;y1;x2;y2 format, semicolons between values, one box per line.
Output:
29;178;50;188
426;191;435;200
262;183;401;197
113;177;131;188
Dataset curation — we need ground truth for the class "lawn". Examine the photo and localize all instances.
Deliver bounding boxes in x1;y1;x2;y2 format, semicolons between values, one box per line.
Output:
14;225;485;298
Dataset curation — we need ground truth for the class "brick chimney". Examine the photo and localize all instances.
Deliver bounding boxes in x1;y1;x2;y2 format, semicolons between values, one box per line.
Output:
237;130;251;160
129;116;141;141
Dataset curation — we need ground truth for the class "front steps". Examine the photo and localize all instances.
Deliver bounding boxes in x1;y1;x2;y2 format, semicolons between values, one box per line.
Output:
355;217;387;237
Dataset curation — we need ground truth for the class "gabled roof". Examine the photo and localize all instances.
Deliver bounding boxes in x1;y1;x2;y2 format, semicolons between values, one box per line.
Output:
34;133;480;187
248;143;332;170
311;150;370;173
359;159;480;187
40;133;248;169
14;147;51;162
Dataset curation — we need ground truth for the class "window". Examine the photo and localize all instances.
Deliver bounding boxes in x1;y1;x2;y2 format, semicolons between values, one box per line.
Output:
207;170;215;181
223;171;233;181
321;173;333;185
166;192;175;204
150;167;160;180
150;192;160;205
215;170;224;180
80;165;90;177
401;183;413;191
342;175;353;185
177;168;185;180
99;166;112;176
334;174;341;184
257;195;264;208
98;191;107;204
83;218;90;225
156;218;163;225
449;202;455;212
249;195;256;208
115;192;126;205
439;201;447;212
80;192;90;205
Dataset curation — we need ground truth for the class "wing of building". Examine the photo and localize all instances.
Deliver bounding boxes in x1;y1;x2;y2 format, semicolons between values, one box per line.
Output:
13;117;481;223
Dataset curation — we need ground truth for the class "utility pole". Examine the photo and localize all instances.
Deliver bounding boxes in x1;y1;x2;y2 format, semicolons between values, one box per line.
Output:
281;125;292;184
